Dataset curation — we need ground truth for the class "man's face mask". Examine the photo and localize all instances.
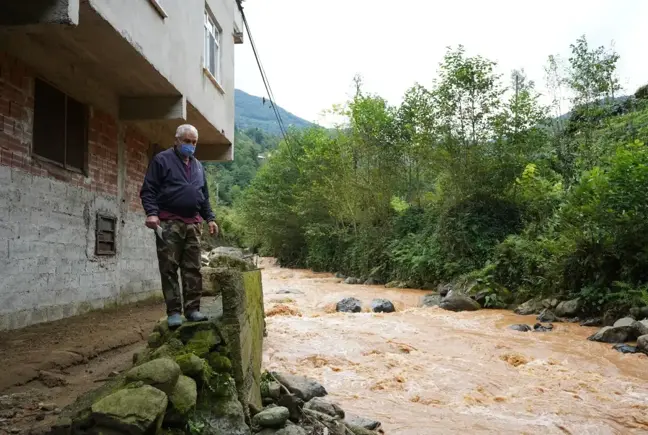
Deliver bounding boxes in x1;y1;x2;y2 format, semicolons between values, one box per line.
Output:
177;137;197;157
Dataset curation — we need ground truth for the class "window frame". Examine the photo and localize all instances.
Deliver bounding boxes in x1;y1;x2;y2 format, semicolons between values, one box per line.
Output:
203;8;223;88
95;213;117;256
31;78;89;175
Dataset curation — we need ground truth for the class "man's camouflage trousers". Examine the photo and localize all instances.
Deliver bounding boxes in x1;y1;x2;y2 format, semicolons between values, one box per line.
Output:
155;220;203;316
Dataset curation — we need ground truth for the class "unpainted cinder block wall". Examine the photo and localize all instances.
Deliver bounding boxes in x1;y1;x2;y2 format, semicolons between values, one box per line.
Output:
219;268;265;418
0;52;160;330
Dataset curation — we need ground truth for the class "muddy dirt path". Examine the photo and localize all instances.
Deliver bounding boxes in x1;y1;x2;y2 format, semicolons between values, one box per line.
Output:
261;259;648;435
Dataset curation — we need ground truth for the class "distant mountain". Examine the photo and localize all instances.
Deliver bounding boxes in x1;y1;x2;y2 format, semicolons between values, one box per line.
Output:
235;89;314;135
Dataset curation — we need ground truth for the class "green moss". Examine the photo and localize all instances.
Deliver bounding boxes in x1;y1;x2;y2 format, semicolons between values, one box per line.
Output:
207;353;232;373
175;354;207;378
147;332;163;349
185;329;220;357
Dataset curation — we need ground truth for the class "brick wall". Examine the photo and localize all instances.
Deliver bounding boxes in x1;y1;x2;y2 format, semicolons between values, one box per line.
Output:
0;52;161;330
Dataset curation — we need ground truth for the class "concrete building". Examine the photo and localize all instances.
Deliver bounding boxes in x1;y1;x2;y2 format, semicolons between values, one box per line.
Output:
0;0;244;330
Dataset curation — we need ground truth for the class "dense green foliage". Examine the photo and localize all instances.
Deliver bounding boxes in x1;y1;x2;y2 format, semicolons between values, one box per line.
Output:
234;89;314;135
229;36;648;315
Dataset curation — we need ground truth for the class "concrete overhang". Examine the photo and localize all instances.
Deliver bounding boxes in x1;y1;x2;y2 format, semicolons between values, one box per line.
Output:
0;0;232;162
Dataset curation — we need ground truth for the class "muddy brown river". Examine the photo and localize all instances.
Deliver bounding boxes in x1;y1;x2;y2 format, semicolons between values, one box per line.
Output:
259;259;648;434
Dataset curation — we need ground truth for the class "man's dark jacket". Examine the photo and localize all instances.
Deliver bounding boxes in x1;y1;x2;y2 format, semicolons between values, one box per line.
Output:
140;147;215;222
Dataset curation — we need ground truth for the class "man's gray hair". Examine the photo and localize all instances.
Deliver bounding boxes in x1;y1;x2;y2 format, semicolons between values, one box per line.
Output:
175;124;199;138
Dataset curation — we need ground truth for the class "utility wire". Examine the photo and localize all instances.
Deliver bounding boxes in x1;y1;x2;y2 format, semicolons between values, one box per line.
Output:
237;2;298;160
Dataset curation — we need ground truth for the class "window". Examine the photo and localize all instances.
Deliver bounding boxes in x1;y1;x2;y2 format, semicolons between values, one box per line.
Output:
204;9;221;83
33;79;88;172
96;214;117;255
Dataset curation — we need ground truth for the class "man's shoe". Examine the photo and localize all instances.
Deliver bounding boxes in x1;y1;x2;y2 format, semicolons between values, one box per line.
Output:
167;313;183;328
185;311;208;322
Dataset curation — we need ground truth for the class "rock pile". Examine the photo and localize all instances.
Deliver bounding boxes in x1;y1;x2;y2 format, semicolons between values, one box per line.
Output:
256;372;382;435
588;317;648;354
52;317;249;435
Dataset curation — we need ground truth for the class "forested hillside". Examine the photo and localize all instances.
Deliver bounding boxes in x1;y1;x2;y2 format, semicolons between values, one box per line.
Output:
228;35;648;318
234;89;314;135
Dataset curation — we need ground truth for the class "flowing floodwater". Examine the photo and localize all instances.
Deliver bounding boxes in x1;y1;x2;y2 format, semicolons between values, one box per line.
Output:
259;259;648;435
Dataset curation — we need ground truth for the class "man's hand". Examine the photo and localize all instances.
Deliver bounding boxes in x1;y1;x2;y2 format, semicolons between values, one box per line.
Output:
145;215;160;229
208;221;219;236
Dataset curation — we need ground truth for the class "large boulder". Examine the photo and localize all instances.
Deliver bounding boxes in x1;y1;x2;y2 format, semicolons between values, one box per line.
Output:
252;406;290;429
271;373;327;402
91;385;168;434
125;358;181;395
304;397;345;419
554;299;582;317
514;299;545;315
336;297;362;313
371;299;395;313
587;326;634;343
537;309;558;323
439;294;480;312
421;294;441;307
637;335;648;354
613;317;635;328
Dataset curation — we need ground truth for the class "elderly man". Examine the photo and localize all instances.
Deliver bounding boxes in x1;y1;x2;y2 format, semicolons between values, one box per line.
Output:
140;124;218;327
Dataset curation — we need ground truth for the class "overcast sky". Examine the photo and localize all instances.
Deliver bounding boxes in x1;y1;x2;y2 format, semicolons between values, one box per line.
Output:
234;0;648;126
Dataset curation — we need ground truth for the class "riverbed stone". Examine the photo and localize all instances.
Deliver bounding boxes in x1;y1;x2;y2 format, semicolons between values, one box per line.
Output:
533;323;554;332
637;335;648;353
580;318;603;327
514;299;544;315
371;298;395;313
537;309;558;323
271;372;327;402
555;298;582;317
509;324;532;332
364;278;380;285
613;317;635;328
344;277;361;285
629;306;648;320
613;344;639;354
91;385;167;434
634;320;648;337
277;393;304;422
252;406;290;428
304;397;345;419
421;294;441;307
587;326;633;343
344;414;382;431
125;358;181;394
336;297;362;313
439;294;480;312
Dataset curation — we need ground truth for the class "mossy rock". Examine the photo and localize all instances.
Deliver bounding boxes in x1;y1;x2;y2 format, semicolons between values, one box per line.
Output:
193;396;250;435
151;338;185;360
184;329;221;357
53;375;127;433
205;372;237;399
175;353;207;378
206;353;232;373
125;358;181;395
173;320;223;344
164;375;198;426
132;349;152;367
91;384;168;434
147;332;164;349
